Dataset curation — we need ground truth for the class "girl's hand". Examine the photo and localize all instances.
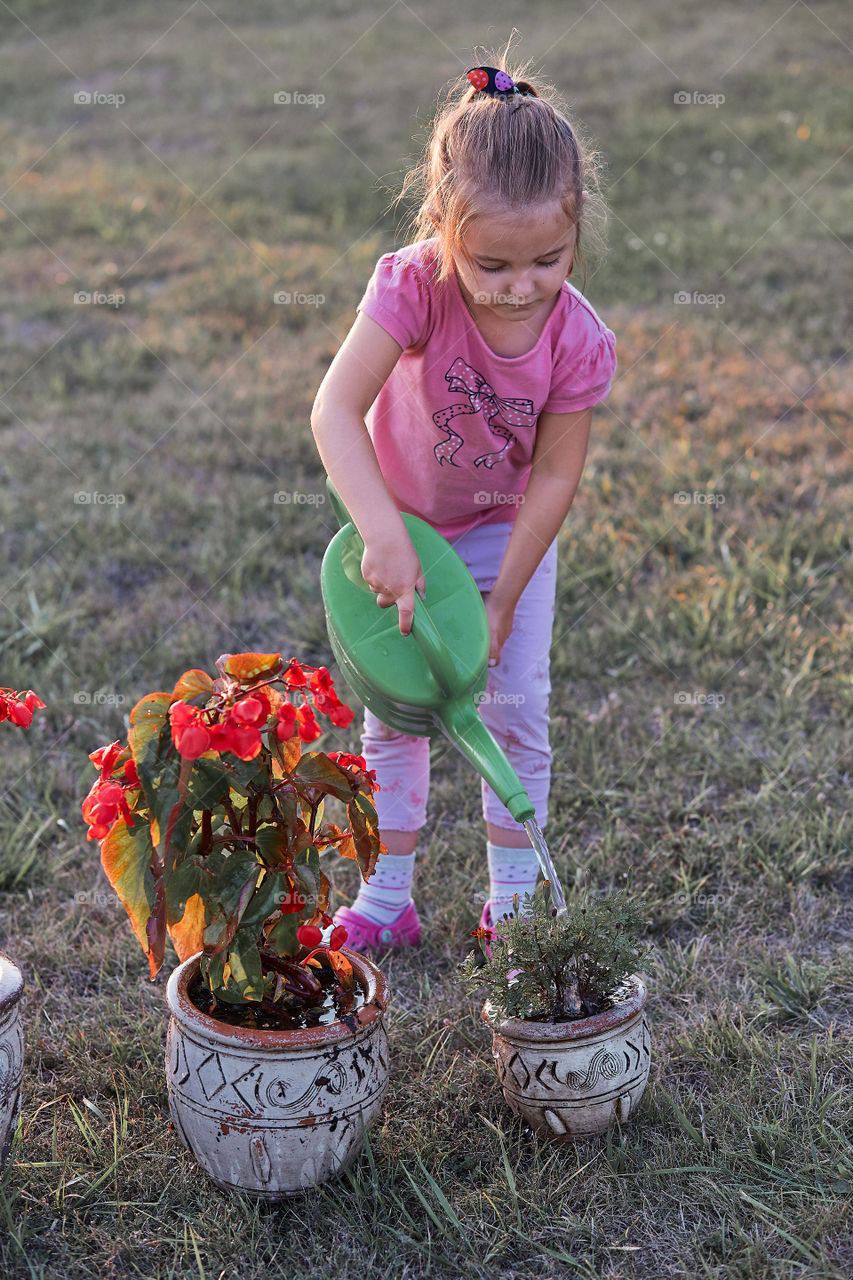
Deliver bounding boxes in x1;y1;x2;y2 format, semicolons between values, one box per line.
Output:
483;592;516;668
361;536;426;636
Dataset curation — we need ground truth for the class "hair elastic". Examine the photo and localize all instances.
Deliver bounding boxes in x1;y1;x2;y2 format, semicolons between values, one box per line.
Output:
466;66;532;97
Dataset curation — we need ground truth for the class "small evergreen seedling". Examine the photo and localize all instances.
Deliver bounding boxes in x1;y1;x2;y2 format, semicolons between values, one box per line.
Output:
461;882;650;1022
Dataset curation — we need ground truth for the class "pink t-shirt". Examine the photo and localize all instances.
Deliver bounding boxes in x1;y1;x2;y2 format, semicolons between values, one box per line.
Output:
356;238;617;538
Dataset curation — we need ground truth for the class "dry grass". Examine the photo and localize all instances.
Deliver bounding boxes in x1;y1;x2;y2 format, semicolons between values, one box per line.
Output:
0;1;851;1276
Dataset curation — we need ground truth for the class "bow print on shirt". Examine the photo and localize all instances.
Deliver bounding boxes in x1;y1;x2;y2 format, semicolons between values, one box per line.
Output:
432;357;538;469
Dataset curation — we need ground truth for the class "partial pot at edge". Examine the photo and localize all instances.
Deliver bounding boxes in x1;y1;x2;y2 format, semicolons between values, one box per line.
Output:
0;951;24;1171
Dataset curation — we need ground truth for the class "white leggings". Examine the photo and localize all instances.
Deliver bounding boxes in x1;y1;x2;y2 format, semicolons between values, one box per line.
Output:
361;521;557;833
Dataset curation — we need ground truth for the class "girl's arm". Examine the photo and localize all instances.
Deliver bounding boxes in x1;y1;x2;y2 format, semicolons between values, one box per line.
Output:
310;312;426;635
484;406;593;664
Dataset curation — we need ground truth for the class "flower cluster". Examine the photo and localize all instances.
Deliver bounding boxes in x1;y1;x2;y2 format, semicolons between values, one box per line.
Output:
307;666;355;728
81;741;140;841
167;658;354;762
328;751;378;790
0;688;45;728
81;652;385;1011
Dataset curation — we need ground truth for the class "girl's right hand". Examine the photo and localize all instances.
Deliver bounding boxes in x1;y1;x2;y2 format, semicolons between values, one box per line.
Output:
361;535;426;636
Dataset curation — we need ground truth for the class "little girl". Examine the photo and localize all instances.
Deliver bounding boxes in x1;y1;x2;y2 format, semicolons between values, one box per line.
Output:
311;58;616;950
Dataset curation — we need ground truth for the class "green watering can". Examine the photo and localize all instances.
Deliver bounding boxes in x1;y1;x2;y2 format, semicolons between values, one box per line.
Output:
319;481;567;913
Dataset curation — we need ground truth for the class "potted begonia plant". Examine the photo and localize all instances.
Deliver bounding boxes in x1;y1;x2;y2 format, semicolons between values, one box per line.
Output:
82;653;389;1198
462;883;652;1140
1;687;45;1171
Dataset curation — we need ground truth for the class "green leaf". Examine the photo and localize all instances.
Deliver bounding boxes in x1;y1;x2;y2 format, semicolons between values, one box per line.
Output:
266;910;300;960
224;932;264;1002
163;855;207;927
203;850;260;952
201;951;226;994
293;753;353;801
225;754;269;795
233;871;282;936
183;757;233;812
253;825;291;867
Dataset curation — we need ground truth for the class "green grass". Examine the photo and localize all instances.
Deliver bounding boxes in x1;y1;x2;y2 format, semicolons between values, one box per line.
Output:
1;1;851;1276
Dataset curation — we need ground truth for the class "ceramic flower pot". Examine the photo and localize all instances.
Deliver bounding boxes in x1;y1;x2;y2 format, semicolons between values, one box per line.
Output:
165;949;390;1198
0;951;24;1171
483;976;651;1140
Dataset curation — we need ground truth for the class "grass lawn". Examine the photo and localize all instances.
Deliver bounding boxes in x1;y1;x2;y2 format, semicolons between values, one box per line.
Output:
0;1;851;1276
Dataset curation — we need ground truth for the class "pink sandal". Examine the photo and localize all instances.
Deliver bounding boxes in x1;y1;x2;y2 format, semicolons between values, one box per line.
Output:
333;901;422;952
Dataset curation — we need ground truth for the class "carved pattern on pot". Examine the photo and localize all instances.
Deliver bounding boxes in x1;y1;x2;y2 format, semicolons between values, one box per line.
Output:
165;951;390;1198
485;982;652;1140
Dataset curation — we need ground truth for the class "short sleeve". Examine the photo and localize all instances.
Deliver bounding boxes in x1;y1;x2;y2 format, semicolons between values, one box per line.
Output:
356;250;432;352
542;300;617;414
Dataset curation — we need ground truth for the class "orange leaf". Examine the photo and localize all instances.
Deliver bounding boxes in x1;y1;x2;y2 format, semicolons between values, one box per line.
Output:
168;892;206;963
128;691;171;759
280;733;302;772
334;832;358;861
171;669;215;702
100;817;160;975
217;652;282;683
326;948;354;989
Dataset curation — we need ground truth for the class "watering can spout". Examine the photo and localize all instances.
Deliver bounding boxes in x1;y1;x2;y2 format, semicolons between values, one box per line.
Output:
441;701;535;824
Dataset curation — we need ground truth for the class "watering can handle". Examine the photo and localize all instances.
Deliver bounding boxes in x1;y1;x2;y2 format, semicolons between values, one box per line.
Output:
325;478;460;698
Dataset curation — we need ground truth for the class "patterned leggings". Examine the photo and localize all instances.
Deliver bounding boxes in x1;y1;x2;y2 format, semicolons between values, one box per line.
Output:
360;521;557;833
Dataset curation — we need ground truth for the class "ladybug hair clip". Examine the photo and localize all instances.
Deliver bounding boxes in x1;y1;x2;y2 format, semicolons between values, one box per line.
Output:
466;66;529;96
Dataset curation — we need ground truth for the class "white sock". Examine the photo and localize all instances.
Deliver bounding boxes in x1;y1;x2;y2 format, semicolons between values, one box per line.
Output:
487;841;539;917
349;851;416;926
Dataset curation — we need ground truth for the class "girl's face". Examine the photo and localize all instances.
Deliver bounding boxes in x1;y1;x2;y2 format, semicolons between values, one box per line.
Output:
453;199;578;327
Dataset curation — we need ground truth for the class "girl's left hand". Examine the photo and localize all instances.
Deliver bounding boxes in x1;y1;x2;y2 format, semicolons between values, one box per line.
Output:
483;593;516;667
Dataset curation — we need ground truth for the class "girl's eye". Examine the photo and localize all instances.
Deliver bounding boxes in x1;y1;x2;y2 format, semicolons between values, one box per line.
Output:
478;259;560;273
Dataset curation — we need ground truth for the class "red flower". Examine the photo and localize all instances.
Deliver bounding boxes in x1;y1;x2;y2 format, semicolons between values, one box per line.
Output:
329;752;379;790
296;705;321;743
275;702;297;741
221;720;263;761
169;702;212;759
329;751;366;772
123;758;140;787
329;924;348;950
296;923;323;949
90;739;124;779
1;689;45;728
309;667;335;697
229;691;270;729
207;717;262;762
8;701;33;727
284;659;308;688
278;884;306;914
82;778;134;841
326;701;355;728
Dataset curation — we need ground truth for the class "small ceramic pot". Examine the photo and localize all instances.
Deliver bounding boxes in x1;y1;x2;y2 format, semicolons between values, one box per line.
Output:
165;950;389;1198
0;952;24;1171
483;976;651;1140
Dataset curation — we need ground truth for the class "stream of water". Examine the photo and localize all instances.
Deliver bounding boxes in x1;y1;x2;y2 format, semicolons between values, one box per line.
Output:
523;816;568;915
